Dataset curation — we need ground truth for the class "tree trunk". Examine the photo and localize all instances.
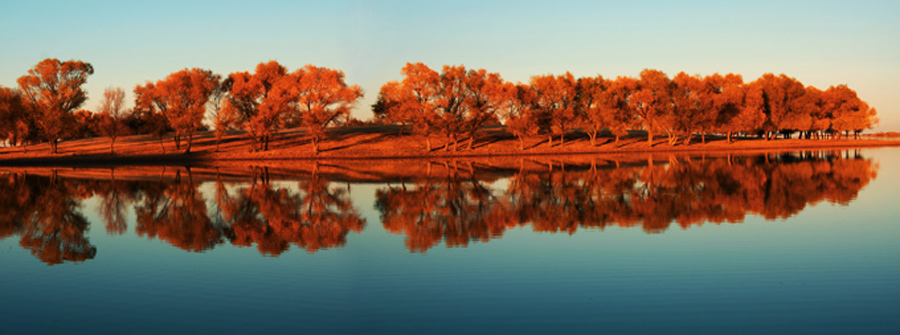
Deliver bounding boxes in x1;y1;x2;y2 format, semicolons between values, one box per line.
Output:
467;136;474;150
647;131;653;146
548;135;553;147
312;137;319;154
519;137;525;150
50;140;58;154
615;134;620;144
589;132;596;147
559;133;564;147
175;135;181;150
683;132;691;146
726;132;733;144
426;137;432;152
110;137;116;154
701;133;706;144
185;134;192;154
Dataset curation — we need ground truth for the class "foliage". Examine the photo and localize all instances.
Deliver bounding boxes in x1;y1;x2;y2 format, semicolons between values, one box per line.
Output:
16;58;94;154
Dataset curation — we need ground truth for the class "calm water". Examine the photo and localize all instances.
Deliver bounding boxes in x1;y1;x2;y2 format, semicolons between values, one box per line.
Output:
1;149;898;334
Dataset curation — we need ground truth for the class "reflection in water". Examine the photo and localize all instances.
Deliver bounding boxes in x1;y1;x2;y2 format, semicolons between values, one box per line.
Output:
0;172;96;265
135;169;227;252
216;170;365;255
376;151;878;251
0;151;878;264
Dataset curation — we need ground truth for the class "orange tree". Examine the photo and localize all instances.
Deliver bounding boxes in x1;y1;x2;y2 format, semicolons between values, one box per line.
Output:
16;58;94;154
281;65;362;154
222;61;290;151
529;72;577;146
713;75;765;143
630;69;674;145
134;68;221;153
0;86;38;148
501;84;540;150
374;63;443;151
576;75;635;146
753;73;809;139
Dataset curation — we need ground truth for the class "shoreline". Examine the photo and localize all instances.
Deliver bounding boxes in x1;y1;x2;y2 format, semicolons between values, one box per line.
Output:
0;126;897;167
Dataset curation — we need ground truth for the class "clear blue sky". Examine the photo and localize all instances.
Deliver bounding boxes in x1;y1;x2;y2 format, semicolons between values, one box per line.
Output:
2;0;898;130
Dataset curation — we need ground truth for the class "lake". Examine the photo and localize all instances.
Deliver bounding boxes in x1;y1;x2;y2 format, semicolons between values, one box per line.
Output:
1;148;898;334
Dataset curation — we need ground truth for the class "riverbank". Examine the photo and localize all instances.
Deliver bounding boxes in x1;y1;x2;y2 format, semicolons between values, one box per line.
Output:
0;125;897;166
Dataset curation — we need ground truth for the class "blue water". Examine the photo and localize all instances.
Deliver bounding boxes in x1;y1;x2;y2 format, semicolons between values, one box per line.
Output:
1;149;898;334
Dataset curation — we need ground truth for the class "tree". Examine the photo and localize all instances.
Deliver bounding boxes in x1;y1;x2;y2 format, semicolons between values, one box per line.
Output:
575;75;608;146
71;109;102;139
576;75;635;146
825;85;877;139
605;77;638;143
458;68;512;150
714;75;765;143
631;69;673;145
529;72;577;146
16;58;94;154
98;87;129;153
222;61;289;151
753;73;809;139
502;84;540;150
797;86;828;139
0;86;37;148
282;65;362;154
374;63;442;151
672;72;720;145
135;68;221;153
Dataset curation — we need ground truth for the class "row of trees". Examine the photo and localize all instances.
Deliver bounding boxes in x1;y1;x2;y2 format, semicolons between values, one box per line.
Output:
0;59;880;155
374;63;879;149
0;59;362;154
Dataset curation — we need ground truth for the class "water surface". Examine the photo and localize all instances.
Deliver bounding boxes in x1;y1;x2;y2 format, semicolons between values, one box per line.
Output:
1;149;897;334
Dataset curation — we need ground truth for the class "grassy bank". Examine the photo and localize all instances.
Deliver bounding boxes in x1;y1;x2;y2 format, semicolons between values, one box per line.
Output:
0;125;897;166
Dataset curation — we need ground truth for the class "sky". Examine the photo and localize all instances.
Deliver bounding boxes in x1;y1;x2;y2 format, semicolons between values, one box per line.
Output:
1;0;898;130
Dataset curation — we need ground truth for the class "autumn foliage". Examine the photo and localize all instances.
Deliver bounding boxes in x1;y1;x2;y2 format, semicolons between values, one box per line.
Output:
220;61;362;153
374;64;879;149
134;68;222;153
0;58;883;156
14;58;94;154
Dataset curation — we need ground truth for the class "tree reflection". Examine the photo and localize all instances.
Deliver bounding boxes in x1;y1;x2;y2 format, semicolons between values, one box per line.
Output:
135;169;227;252
0;172;96;265
216;169;366;255
0;150;880;262
375;151;877;251
96;169;132;234
375;173;514;252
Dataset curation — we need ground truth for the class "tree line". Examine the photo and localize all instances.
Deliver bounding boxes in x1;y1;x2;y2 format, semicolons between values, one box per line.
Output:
0;59;361;154
0;58;880;155
374;63;879;150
